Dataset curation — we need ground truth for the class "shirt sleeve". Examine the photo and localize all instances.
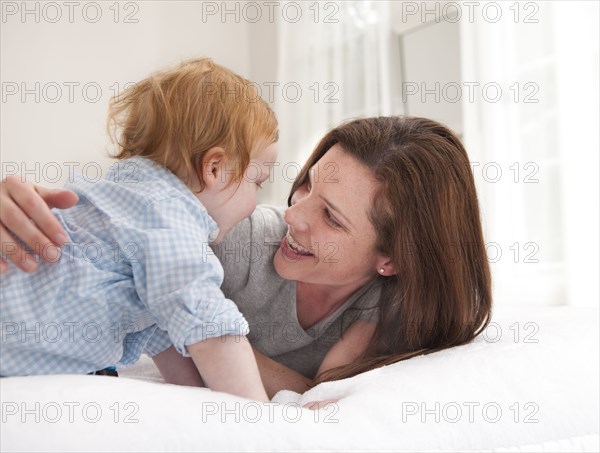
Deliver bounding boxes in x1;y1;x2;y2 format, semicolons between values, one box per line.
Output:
117;195;249;357
119;325;162;365
143;327;173;357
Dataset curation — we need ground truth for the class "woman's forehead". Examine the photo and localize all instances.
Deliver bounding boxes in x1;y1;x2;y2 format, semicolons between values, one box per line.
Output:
311;145;379;225
314;145;376;184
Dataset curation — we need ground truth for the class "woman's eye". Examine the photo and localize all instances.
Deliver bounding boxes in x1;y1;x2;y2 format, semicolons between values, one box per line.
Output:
324;209;341;228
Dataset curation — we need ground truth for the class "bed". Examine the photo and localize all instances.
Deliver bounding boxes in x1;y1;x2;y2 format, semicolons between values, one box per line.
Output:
1;305;598;452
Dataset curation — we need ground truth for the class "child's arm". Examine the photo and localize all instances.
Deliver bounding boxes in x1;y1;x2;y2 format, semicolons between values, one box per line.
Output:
187;335;269;402
152;346;204;387
151;340;312;399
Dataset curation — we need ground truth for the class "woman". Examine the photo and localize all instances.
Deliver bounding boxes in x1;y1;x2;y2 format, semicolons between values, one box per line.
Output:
0;116;492;398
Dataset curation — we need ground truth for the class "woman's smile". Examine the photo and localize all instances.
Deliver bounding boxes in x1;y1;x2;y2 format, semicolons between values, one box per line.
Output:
285;230;313;255
280;230;315;261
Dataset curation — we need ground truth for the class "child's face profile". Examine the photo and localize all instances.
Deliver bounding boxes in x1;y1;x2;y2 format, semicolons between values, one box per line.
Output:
203;142;279;243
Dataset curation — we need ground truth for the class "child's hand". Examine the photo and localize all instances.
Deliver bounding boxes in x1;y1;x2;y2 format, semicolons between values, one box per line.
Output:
303;399;339;410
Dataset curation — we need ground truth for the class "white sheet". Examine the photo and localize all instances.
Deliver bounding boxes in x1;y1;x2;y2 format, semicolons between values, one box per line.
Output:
2;306;598;452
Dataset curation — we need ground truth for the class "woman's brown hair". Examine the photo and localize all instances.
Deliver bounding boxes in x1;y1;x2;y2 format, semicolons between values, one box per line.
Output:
108;58;278;190
288;116;492;383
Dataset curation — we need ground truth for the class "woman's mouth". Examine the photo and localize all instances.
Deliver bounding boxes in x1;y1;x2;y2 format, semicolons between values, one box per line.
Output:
280;231;315;260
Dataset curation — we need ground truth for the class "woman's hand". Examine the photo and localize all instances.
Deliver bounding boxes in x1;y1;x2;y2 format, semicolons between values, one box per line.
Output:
303;399;339;410
0;176;78;273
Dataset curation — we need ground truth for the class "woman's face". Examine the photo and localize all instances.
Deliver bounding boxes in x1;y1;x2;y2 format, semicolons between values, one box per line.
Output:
274;144;389;289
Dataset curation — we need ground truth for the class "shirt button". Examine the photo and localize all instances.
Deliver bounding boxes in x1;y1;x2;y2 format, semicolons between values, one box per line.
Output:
208;230;219;242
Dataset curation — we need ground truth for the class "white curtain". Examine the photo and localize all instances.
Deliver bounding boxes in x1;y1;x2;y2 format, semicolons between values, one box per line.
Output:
271;1;599;308
266;0;394;204
460;1;599;307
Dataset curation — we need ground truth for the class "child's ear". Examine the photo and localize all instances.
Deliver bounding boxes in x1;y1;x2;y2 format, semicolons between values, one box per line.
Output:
200;147;226;189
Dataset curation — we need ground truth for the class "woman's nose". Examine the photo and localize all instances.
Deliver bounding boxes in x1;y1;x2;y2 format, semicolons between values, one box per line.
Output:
284;202;310;233
289;184;307;206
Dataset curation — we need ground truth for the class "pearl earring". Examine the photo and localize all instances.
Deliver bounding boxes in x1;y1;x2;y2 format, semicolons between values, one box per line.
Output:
379;268;385;274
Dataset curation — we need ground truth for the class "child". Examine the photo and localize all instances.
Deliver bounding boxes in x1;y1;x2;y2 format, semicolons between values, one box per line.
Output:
0;58;278;402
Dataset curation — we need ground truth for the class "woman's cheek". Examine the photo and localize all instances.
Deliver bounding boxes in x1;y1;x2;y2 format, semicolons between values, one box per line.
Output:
316;234;342;265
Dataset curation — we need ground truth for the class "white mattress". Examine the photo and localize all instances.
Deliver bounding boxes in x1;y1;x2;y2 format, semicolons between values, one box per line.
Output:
1;306;598;452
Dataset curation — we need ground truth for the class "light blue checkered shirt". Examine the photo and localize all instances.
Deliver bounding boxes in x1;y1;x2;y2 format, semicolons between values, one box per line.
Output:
0;157;249;376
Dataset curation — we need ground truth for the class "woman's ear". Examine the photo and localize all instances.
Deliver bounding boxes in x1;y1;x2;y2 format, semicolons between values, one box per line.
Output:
200;147;226;190
375;257;397;277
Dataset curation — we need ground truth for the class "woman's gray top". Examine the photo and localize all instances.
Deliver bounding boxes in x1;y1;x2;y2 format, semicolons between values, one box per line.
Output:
212;205;380;378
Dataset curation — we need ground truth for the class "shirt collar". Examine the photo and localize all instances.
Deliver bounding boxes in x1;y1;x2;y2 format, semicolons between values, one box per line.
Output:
127;157;220;241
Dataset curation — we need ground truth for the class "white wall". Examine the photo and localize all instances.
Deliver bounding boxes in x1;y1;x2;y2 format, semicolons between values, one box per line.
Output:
3;1;597;310
1;1;262;187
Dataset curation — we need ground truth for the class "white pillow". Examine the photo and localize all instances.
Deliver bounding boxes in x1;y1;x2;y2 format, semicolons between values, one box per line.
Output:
2;306;598;452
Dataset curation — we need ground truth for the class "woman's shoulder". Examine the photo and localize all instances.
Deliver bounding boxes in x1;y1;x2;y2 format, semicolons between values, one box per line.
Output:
212;205;287;295
221;204;287;246
252;204;288;242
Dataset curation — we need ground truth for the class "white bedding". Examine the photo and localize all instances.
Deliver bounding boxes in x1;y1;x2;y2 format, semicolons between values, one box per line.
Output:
1;306;598;452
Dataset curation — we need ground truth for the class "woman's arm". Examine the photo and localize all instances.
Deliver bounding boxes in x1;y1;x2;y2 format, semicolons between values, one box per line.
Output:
298;322;377;410
253;349;314;399
252;322;376;398
316;322;377;377
0;177;78;272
